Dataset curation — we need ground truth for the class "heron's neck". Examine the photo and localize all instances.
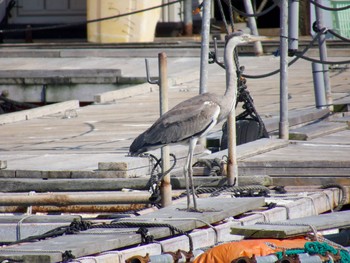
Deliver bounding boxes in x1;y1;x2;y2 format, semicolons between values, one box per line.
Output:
223;42;238;113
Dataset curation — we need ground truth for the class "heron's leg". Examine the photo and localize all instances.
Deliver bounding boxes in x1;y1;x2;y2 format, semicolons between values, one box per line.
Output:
188;138;198;211
184;147;191;209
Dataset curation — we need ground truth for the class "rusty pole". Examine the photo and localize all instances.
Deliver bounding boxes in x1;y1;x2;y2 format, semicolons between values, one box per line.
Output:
0;192;152;206
184;0;193;36
158;52;172;208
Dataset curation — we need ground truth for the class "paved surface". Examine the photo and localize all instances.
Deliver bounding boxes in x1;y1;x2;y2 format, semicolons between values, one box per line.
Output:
0;45;349;176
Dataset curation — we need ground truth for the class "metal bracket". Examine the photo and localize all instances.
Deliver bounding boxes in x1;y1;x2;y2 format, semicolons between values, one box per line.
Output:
209;38;225;69
145;58;159;85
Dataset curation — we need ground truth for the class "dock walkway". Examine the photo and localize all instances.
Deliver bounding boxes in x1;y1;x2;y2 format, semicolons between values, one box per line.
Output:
0;47;348;181
0;44;349;262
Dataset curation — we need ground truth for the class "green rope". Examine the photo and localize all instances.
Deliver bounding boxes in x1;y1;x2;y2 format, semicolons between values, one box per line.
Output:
340;250;350;263
275;241;350;263
305;241;350;263
305;241;338;256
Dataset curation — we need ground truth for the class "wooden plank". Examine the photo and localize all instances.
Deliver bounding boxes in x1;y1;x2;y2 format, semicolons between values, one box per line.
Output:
98;157;151;171
200;138;289;161
263;108;330;132
272;176;350;186
0;145;206;179
329;114;350;123
239;160;350;168
0;69;122;78
0;161;6;170
0;197;265;263
0;215;82;243
94;83;153;103
0;215;80;224
231;210;350;239
239;167;350;176
0;100;80;125
238;137;350;176
0;174;272;193
238;143;350;163
289;121;347;140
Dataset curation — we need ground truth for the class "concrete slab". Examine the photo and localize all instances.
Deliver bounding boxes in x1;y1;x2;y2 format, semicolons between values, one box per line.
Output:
289;121;348;140
0;100;79;125
0;215;81;243
231;210;350;238
0;197;265;263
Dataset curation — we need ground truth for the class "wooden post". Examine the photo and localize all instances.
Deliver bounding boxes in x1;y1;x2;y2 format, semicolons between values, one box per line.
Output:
158;52;172;207
227;111;238;186
279;0;289;139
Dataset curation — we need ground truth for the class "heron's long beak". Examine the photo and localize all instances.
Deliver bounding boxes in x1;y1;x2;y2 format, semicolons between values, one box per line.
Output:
250;35;272;42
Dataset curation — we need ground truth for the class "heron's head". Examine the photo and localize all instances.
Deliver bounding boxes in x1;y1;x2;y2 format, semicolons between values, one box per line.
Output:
226;31;270;46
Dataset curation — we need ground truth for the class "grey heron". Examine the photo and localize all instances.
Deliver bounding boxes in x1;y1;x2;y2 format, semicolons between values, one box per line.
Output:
129;32;267;211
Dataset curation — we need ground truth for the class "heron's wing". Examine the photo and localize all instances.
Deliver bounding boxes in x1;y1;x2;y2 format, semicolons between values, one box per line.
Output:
130;99;220;153
155;101;220;142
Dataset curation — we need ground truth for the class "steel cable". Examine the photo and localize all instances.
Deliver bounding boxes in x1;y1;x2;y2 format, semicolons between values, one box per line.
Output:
328;28;350;42
242;29;327;79
309;0;350;11
222;0;278;18
92;221;194;251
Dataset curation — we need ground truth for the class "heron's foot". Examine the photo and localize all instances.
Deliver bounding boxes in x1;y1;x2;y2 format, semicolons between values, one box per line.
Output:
187;207;203;213
177;207;203;213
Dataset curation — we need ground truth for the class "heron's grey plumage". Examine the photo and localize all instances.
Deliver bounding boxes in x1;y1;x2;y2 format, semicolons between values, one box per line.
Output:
129;32;266;211
129;93;222;154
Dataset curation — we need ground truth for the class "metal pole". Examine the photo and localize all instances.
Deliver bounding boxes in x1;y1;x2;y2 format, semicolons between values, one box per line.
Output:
279;0;289;139
288;0;299;54
314;0;333;110
243;0;264;56
184;0;193;36
158;52;172;208
312;62;327;109
199;0;211;94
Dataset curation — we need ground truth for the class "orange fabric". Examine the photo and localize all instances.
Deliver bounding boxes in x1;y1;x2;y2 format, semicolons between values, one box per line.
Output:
194;238;309;263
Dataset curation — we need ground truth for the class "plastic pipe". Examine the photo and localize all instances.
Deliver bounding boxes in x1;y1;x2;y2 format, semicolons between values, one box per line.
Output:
312;62;326;109
288;0;299;55
199;0;211;94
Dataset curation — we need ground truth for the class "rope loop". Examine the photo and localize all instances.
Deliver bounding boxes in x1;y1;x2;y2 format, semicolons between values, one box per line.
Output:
62;250;75;263
136;227;154;245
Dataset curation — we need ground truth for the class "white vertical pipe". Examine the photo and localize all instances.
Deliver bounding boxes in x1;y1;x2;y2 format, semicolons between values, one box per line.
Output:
312;62;327;109
288;0;299;54
314;0;333;111
243;0;263;55
199;0;211;94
